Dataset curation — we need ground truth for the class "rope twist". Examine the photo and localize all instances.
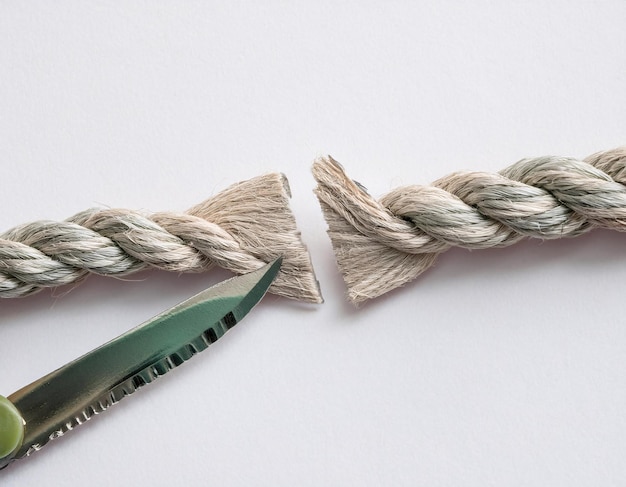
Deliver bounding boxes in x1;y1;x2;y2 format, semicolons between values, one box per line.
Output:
1;173;322;303
313;147;626;303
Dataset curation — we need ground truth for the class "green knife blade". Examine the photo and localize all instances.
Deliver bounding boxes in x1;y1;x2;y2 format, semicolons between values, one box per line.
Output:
0;257;282;469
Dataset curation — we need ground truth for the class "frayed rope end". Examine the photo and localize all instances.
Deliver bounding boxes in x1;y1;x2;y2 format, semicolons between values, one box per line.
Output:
190;172;323;304
312;156;434;305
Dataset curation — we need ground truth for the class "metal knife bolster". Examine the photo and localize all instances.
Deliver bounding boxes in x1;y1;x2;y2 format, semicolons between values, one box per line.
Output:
0;258;281;469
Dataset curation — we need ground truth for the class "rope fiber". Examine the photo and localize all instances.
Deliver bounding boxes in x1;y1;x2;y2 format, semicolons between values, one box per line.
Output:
313;147;626;304
1;173;322;303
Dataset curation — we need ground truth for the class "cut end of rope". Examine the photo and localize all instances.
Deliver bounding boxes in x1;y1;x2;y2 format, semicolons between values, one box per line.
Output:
1;172;323;304
312;156;437;304
314;147;626;304
188;173;323;304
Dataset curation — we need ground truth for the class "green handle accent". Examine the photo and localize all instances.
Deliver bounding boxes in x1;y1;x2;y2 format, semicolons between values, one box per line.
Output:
0;395;24;466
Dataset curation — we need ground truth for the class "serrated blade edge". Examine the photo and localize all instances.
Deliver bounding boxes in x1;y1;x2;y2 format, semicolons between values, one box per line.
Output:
3;258;281;466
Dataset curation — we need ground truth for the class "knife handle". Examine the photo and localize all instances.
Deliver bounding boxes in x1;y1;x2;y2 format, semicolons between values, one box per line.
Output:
0;395;24;469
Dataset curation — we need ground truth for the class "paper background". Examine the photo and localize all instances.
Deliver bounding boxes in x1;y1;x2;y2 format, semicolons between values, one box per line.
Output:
1;2;625;485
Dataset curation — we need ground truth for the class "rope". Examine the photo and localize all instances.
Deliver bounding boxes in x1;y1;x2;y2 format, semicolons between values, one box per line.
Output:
313;147;626;304
1;173;322;303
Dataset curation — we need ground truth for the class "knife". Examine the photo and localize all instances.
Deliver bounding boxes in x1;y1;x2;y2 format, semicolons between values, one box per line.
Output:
0;257;282;469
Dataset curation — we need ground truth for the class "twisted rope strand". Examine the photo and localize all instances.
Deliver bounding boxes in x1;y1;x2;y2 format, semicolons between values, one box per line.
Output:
0;173;322;303
313;147;626;303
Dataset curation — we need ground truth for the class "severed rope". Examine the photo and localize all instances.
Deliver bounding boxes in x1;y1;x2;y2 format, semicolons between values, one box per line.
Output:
313;147;626;304
1;173;322;303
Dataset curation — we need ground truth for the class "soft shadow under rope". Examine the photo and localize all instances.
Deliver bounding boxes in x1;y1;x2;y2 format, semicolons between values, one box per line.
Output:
313;147;626;304
1;173;322;303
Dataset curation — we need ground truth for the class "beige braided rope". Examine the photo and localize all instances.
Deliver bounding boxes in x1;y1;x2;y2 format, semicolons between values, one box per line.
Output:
313;147;626;304
1;173;322;303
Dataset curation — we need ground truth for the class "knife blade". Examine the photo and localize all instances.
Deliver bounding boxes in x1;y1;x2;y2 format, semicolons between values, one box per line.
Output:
0;257;282;469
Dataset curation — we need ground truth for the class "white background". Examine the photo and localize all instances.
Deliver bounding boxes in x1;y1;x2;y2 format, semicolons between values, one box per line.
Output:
1;1;625;485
